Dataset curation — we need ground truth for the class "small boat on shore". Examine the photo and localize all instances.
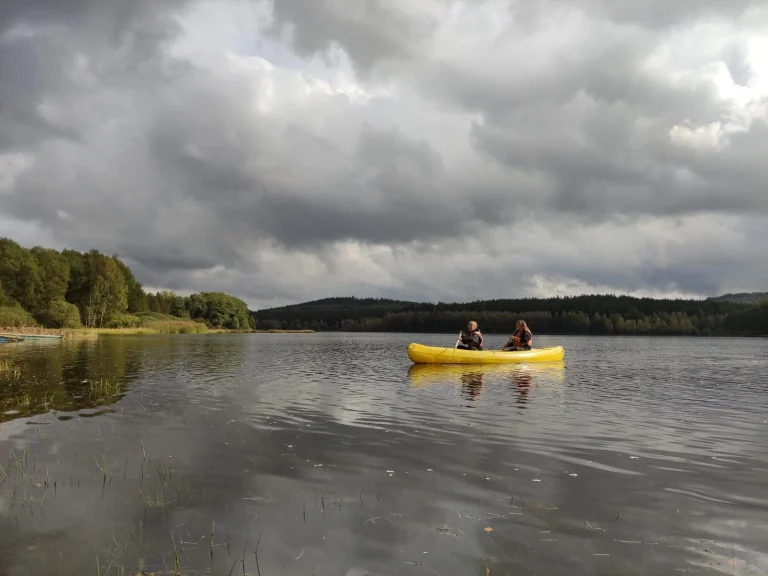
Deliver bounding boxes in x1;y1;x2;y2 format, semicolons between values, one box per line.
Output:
407;342;565;364
0;333;63;342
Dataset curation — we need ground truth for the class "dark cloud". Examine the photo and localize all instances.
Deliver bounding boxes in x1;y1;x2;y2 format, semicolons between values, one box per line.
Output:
0;0;766;306
551;0;757;28
267;0;436;72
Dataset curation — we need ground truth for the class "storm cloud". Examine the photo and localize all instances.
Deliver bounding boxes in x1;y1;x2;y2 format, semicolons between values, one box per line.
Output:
1;0;766;308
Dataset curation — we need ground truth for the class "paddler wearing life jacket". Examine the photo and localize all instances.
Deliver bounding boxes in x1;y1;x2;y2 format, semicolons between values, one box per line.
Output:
457;320;484;350
502;320;533;351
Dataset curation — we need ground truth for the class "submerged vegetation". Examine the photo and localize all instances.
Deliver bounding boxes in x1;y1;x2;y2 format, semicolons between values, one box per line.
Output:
1;358;21;378
253;295;768;336
0;336;148;424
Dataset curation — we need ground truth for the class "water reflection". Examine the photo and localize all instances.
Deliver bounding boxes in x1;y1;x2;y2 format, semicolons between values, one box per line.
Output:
513;372;533;407
407;361;565;408
0;338;143;423
1;334;767;576
407;361;565;387
460;371;484;400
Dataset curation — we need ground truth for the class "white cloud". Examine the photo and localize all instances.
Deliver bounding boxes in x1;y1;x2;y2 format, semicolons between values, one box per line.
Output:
1;0;766;308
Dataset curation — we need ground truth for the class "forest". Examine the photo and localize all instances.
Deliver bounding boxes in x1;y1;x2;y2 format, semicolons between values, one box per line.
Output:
252;295;768;336
3;236;766;336
0;237;252;330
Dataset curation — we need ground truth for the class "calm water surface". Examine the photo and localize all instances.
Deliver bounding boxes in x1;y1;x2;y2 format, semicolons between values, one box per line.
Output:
0;333;767;576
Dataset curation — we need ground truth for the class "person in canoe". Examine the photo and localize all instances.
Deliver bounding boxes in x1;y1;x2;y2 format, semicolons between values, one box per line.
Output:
502;320;533;351
456;320;484;350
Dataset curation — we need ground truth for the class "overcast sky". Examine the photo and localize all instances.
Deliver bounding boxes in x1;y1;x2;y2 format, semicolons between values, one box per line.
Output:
1;0;766;309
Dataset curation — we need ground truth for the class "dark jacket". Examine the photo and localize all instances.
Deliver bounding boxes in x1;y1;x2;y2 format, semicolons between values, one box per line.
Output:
460;329;484;350
505;329;532;350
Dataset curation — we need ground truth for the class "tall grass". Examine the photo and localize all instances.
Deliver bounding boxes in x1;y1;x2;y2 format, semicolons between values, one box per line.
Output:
151;321;208;334
79;322;208;335
0;359;22;378
104;312;208;333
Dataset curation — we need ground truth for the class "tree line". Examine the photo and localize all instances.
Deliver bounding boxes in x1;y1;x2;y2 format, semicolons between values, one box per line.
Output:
4;236;766;336
252;296;768;336
0;238;252;330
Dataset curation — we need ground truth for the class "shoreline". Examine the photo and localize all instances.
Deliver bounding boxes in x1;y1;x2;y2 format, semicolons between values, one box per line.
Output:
0;327;317;339
4;327;762;339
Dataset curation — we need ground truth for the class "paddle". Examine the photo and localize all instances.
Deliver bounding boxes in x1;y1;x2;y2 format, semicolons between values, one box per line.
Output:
454;330;463;349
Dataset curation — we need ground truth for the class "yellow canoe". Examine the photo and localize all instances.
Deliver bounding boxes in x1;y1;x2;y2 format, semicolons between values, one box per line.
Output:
407;342;565;364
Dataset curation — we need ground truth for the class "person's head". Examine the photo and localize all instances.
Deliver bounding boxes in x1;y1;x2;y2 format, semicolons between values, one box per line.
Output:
518;320;529;332
467;320;478;332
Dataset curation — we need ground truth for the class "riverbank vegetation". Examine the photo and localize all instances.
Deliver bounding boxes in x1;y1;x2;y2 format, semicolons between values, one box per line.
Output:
0;237;305;335
5;237;764;337
253;295;768;336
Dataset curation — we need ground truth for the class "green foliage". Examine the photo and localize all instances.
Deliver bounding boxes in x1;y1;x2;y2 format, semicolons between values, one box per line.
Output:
0;305;38;328
0;238;43;313
0;282;11;307
139;311;174;321
76;252;129;327
2;239;138;329
169;295;189;318
44;300;82;328
30;247;70;312
253;295;768;336
62;249;86;304
708;292;768;304
0;236;251;332
113;258;147;313
192;292;250;329
146;290;250;329
0;241;73;322
105;314;143;329
147;290;177;315
151;320;208;334
104;312;206;333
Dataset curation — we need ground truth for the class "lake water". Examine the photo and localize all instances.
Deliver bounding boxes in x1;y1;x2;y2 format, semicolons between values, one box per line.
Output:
0;333;767;576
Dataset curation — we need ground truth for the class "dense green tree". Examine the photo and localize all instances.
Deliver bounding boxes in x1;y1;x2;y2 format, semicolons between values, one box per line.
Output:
114;258;147;313
0;282;11;307
146;292;159;313
62;249;87;307
44;300;82;328
0;238;42;313
0;236;254;331
80;252;129;327
169;295;189;318
252;295;768;336
30;247;70;315
189;292;250;329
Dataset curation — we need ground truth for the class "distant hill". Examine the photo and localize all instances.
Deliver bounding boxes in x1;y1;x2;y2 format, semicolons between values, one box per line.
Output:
707;292;768;304
250;293;767;336
265;296;415;311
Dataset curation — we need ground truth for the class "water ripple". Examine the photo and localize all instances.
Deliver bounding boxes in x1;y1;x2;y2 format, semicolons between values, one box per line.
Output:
0;333;766;576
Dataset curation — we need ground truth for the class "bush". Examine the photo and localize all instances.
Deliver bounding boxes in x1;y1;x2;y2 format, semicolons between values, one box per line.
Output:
152;321;208;334
0;306;37;328
105;314;142;329
139;311;175;321
0;285;12;307
45;300;82;328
